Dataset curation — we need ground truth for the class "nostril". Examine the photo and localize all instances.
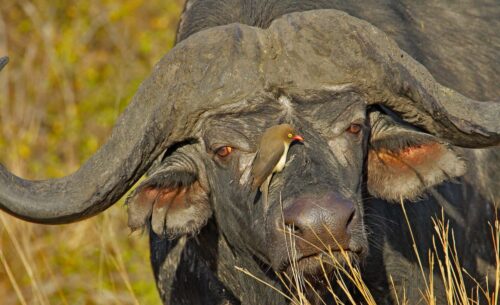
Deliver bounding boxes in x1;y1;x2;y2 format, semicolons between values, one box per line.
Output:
345;209;355;229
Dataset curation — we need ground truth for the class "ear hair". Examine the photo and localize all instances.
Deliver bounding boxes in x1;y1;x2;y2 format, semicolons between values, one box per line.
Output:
126;165;211;237
367;112;466;202
370;133;434;154
140;170;197;190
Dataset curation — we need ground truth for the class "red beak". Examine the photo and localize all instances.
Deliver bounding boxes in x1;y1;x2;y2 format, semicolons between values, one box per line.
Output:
292;135;304;142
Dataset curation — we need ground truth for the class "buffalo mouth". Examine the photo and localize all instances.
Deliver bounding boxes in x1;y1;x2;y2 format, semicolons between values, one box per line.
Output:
275;250;365;303
282;249;364;278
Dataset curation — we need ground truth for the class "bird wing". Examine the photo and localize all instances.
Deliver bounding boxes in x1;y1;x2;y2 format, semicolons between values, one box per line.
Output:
250;144;284;190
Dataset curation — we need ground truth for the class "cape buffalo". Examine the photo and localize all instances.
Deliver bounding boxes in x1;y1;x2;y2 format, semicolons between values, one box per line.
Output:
1;1;499;304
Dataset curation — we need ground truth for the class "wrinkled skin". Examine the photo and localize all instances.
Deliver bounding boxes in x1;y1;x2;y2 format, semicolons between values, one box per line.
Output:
128;1;499;305
144;93;496;305
0;1;499;305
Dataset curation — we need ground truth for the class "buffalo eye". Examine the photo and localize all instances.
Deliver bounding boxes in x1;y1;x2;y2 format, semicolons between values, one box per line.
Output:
215;146;233;158
346;123;362;135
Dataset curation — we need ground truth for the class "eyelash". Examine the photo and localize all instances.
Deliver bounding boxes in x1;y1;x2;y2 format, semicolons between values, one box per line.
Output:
215;146;233;158
346;123;362;135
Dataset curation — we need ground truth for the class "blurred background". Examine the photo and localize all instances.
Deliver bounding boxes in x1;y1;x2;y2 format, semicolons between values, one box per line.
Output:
0;1;184;304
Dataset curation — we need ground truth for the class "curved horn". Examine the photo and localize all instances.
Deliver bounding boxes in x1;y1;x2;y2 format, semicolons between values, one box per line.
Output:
0;56;8;71
2;10;498;223
0;24;265;224
368;40;500;148
349;11;500;147
0;60;175;223
267;10;499;148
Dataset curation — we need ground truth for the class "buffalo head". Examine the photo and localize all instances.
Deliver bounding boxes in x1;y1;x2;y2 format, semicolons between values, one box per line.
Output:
0;9;499;295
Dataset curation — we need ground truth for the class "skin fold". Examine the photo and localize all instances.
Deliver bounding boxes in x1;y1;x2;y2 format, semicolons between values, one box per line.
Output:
0;1;498;304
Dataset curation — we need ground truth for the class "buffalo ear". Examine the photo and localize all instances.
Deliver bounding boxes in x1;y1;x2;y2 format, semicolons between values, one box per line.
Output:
367;112;466;202
126;169;211;237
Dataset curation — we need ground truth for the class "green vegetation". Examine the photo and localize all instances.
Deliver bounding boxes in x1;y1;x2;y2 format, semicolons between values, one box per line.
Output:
0;1;183;304
0;1;498;305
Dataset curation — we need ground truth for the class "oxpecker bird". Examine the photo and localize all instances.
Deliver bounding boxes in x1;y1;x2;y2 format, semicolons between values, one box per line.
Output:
251;124;304;204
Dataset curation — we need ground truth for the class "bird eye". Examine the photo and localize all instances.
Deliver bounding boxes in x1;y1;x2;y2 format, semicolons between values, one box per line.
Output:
346;123;362;134
215;146;233;158
287;133;293;139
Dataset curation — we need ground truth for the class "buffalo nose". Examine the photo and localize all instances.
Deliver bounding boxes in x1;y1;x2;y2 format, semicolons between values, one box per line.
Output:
282;193;357;255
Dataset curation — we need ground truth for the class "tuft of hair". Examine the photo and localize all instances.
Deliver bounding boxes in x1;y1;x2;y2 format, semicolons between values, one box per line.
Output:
367;118;466;202
126;170;211;238
139;170;197;190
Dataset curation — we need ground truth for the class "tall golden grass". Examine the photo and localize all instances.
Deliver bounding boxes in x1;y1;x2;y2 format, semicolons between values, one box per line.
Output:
0;1;183;304
237;200;500;305
1;1;498;305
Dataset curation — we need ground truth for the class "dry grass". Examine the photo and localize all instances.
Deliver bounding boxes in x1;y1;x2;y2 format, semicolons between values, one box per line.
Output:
1;1;499;305
0;1;183;304
237;199;500;305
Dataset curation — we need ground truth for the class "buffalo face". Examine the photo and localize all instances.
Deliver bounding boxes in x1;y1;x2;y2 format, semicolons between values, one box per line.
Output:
126;89;466;281
0;9;497;302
